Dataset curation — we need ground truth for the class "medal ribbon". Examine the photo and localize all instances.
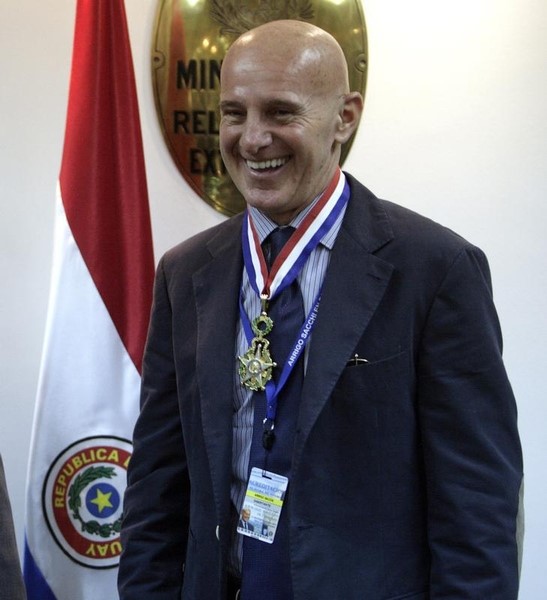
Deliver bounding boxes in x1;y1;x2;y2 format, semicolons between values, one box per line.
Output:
240;169;350;424
242;168;346;301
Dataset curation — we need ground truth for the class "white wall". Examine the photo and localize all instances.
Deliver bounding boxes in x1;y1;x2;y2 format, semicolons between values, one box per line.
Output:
1;0;545;596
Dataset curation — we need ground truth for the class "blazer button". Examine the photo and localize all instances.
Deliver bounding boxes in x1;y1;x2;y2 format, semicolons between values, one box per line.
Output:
215;525;220;540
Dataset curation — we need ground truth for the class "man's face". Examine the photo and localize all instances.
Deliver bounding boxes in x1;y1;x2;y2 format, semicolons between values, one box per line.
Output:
219;47;344;224
241;509;250;522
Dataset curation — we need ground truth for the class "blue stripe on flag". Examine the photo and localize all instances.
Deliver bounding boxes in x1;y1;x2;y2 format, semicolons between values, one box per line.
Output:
23;540;57;600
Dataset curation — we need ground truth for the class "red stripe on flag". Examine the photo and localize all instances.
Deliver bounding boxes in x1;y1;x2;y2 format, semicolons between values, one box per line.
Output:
59;0;154;373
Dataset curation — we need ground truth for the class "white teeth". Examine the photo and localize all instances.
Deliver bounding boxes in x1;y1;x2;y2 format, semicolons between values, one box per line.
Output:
246;157;288;170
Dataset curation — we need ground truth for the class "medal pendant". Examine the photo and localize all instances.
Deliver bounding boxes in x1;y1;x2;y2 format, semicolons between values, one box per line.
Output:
238;336;276;392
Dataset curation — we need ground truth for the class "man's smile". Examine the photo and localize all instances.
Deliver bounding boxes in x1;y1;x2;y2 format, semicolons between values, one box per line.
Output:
245;156;289;171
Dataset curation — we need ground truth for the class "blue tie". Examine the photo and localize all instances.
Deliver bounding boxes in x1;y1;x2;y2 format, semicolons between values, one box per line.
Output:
241;227;304;600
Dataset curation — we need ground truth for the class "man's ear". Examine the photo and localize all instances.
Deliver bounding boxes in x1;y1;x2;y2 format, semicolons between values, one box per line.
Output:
335;92;364;144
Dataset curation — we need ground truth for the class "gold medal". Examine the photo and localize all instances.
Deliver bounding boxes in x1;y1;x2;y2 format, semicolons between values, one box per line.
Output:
238;312;276;391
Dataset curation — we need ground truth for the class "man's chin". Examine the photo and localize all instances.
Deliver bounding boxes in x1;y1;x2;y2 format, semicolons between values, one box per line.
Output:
242;192;284;213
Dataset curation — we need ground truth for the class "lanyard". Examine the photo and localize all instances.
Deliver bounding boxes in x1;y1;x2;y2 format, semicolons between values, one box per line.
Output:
239;289;322;417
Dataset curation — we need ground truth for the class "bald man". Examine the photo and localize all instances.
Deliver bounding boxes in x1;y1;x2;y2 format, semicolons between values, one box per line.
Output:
119;20;522;600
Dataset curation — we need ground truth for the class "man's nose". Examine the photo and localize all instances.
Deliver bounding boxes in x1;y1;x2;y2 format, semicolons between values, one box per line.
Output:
239;117;273;155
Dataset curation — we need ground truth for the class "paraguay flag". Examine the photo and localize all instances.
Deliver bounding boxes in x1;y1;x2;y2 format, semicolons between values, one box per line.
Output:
23;1;154;597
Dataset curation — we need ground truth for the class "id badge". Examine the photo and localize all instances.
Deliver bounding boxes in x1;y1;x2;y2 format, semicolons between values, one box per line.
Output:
237;468;288;544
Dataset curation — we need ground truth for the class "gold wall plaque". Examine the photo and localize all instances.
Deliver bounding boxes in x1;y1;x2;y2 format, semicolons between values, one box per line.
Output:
152;0;368;216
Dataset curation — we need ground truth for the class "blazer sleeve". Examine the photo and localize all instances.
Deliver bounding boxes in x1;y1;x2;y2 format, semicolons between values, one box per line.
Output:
417;245;523;598
0;456;26;600
118;258;189;599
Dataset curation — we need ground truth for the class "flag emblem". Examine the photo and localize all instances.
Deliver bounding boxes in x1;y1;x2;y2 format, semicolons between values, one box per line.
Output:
42;436;132;569
151;0;368;216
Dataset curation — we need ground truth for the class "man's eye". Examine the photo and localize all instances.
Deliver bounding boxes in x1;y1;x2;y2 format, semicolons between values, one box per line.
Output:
272;105;301;121
222;111;244;122
274;109;291;117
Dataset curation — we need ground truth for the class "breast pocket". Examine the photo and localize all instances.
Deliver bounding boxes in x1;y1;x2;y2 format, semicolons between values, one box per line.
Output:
334;349;412;409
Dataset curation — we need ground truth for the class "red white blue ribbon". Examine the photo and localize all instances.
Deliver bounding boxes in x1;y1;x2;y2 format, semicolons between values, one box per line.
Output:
242;168;347;302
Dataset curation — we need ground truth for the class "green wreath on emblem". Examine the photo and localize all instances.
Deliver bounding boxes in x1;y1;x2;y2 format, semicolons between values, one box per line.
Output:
68;465;122;538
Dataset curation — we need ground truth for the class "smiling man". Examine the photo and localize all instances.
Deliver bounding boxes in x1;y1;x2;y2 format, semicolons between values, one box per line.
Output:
218;23;362;223
119;20;522;600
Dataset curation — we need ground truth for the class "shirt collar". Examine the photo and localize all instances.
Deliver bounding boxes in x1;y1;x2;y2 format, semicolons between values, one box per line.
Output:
248;190;342;250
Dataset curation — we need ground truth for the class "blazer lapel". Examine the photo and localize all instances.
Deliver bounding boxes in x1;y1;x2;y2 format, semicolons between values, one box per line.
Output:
193;216;244;517
294;178;395;461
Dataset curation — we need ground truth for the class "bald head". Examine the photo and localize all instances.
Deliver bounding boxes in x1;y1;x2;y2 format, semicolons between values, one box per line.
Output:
222;20;351;98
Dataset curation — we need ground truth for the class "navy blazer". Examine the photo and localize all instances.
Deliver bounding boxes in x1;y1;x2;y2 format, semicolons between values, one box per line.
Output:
119;174;522;599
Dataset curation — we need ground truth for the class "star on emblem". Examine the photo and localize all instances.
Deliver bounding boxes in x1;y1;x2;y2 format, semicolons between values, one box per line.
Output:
90;488;114;514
